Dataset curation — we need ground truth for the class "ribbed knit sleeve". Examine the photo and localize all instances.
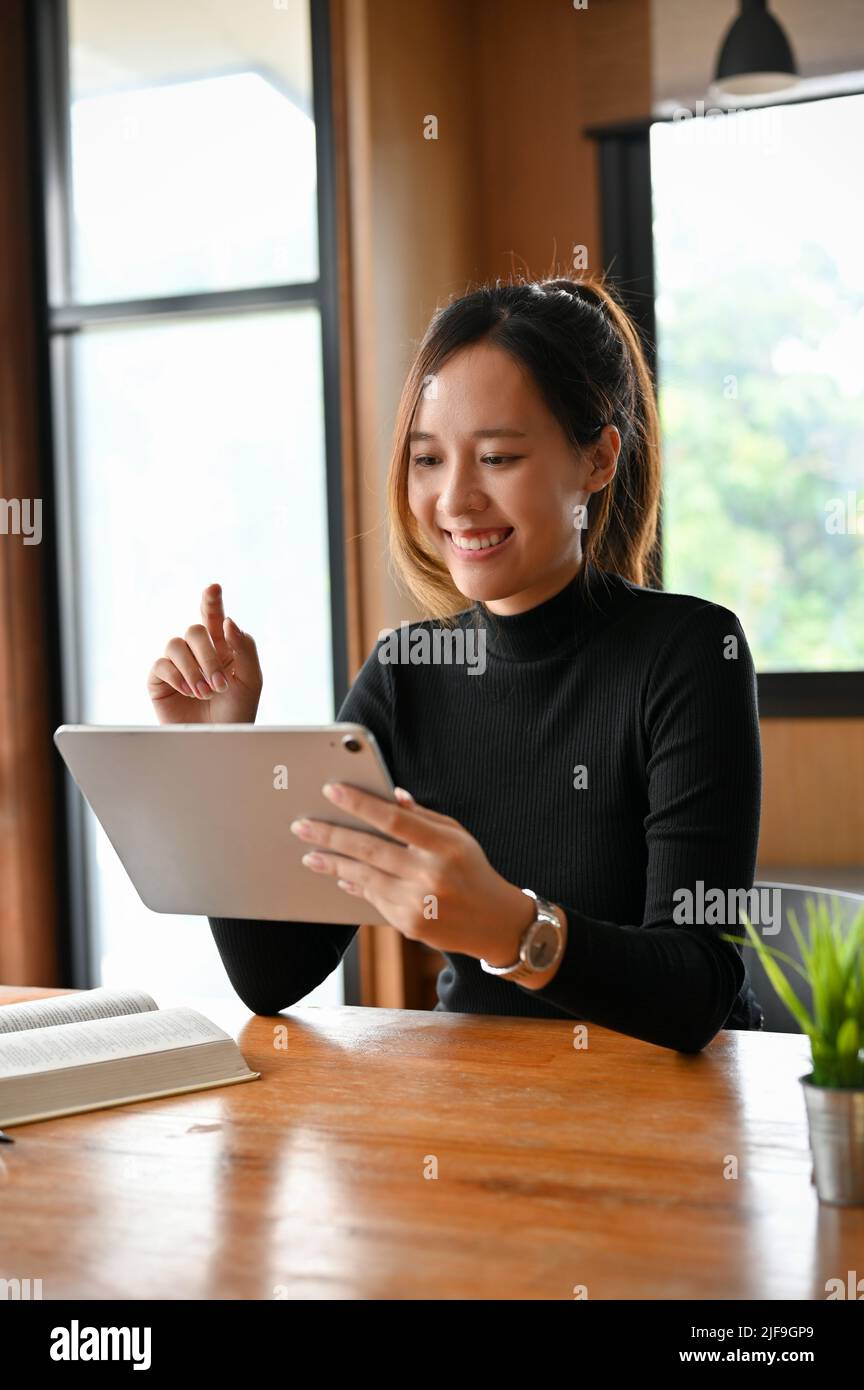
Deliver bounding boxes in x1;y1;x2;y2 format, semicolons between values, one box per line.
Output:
515;602;762;1052
207;641;395;1014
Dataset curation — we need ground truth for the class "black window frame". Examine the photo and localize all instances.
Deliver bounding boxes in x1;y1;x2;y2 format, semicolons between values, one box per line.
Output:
586;94;864;719
27;0;361;1000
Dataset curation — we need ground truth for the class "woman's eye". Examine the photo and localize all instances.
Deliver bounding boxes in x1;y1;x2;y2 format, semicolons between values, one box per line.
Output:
412;454;521;467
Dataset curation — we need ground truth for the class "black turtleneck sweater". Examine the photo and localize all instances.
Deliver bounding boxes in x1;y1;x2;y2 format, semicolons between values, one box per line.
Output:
209;561;765;1053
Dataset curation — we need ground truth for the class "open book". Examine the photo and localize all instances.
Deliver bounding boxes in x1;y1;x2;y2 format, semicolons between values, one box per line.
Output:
0;987;260;1128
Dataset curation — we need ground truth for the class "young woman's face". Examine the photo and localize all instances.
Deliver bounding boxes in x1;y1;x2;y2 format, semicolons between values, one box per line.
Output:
407;341;620;615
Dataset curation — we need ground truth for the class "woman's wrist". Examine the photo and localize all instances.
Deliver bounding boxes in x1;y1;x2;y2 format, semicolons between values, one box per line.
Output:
475;886;568;989
474;883;535;966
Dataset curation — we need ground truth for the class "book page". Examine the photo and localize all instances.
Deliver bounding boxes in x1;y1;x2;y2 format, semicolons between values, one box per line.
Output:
0;986;158;1036
0;1008;230;1078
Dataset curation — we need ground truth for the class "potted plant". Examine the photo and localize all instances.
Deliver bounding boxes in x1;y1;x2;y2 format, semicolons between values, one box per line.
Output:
721;893;864;1206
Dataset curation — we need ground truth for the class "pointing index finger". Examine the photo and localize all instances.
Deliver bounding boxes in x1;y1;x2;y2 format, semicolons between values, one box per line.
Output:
201;583;231;663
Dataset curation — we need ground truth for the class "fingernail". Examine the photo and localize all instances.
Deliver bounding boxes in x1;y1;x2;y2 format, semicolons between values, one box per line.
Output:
322;783;344;802
290;819;312;837
302;853;325;868
210;671;229;692
195;680;211;698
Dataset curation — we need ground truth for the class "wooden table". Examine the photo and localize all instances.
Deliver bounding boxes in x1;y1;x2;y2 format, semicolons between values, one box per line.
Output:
1;985;860;1300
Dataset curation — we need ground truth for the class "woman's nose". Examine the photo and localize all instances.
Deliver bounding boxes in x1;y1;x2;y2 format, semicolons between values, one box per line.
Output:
436;463;485;520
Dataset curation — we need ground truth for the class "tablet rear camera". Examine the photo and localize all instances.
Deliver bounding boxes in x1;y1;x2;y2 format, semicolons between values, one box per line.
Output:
341;735;363;754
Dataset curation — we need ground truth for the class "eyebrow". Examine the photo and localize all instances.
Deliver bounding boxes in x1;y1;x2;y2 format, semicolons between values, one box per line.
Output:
408;428;528;441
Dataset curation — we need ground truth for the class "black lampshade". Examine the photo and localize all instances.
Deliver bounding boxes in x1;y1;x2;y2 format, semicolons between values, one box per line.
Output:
713;0;798;98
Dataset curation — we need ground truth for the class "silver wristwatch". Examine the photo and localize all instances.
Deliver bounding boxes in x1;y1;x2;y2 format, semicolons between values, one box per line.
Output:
480;889;565;983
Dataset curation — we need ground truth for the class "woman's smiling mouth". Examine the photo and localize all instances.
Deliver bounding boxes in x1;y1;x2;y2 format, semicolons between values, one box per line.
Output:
444;527;514;559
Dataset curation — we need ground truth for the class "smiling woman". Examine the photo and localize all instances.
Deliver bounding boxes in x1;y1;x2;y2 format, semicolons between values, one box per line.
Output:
203;273;766;1054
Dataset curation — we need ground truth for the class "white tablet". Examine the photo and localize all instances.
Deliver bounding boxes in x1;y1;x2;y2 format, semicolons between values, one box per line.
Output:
53;724;399;926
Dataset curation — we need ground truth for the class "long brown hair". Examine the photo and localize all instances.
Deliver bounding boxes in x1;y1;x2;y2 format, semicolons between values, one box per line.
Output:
386;273;661;620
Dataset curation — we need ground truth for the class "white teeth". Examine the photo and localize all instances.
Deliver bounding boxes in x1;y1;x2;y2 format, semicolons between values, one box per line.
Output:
451;530;510;551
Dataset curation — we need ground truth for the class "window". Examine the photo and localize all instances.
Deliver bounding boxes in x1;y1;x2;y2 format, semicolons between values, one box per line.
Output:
651;94;864;678
37;0;349;1009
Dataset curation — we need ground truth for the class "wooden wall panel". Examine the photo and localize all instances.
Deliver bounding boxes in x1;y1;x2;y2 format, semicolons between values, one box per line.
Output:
759;720;864;866
0;0;61;985
473;0;652;280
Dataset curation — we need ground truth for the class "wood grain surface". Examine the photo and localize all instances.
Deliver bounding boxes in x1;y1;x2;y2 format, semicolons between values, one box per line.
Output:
1;987;860;1300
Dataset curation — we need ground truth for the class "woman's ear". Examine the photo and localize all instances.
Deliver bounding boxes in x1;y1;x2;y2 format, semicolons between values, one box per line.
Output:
586;425;621;489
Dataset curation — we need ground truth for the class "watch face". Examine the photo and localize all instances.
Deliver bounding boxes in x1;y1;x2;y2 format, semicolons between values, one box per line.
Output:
527;922;560;969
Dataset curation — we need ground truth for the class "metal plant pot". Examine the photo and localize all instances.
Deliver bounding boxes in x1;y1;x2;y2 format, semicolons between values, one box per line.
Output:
801;1072;864;1205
